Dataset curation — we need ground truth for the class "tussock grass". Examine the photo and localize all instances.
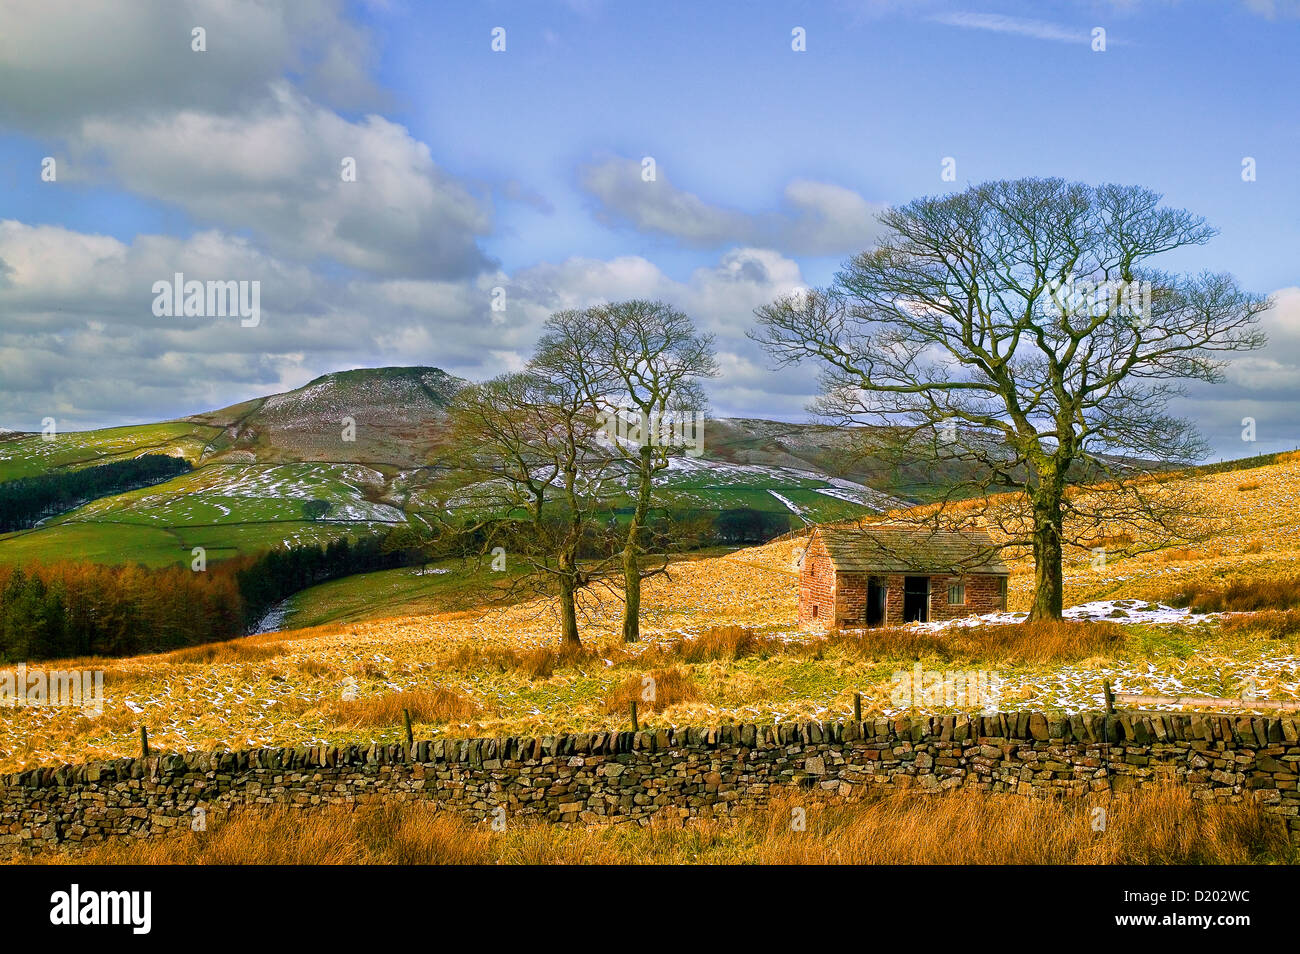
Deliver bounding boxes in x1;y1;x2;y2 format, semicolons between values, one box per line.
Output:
653;625;786;664
294;658;331;678
602;666;701;714
15;784;1289;866
1080;532;1134;550
447;626;785;678
821;618;1126;666
446;642;612;679
1171;574;1300;613
1156;547;1217;563
325;688;478;728
163;639;287;665
1219;610;1300;641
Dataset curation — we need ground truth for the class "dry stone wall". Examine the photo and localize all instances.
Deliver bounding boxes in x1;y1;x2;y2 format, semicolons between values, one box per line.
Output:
3;710;1298;852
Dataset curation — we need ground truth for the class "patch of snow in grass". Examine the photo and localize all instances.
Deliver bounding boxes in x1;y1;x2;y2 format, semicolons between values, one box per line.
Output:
912;598;1213;631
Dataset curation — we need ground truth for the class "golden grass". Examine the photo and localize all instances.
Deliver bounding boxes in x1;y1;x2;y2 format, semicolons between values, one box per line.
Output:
325;688;479;728
14;784;1289;866
11;455;1300;772
652;625;786;664
1156;547;1218;563
821;618;1126;666
602;667;701;714
164;639;287;665
1219;610;1300;641
446;642;612;679
1171;574;1300;613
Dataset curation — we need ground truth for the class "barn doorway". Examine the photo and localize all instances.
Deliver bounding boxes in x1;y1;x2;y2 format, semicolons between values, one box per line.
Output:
866;577;886;626
903;576;930;623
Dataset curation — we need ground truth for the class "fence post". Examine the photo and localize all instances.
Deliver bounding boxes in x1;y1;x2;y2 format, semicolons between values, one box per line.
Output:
853;692;862;723
403;707;414;748
140;725;150;759
1101;680;1116;793
630;700;639;731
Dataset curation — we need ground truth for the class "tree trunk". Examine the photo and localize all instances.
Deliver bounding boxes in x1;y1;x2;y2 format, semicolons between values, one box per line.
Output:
1027;483;1065;621
621;446;654;642
557;566;580;647
621;545;640;643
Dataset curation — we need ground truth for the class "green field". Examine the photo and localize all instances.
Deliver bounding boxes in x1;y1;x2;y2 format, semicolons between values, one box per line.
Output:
271;560;523;629
0;422;218;480
0;448;415;566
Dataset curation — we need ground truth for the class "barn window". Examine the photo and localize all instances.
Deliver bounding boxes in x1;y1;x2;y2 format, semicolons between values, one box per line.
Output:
811;604;819;618
947;581;965;605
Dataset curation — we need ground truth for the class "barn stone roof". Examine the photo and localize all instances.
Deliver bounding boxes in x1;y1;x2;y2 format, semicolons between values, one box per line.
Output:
808;526;1010;575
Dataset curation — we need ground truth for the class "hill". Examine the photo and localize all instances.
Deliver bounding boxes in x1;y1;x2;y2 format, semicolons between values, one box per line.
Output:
0;366;906;567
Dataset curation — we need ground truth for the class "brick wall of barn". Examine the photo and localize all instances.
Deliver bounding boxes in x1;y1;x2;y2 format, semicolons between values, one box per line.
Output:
931;573;1006;620
797;537;836;627
808;571;1007;627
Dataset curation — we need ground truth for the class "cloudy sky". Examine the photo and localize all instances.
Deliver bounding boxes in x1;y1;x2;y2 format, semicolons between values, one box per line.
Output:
1;0;1298;459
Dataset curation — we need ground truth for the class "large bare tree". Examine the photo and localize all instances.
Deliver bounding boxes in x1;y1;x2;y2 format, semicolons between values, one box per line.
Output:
753;179;1268;619
535;300;717;642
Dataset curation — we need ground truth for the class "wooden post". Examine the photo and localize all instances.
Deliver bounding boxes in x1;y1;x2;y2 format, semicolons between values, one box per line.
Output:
853;692;862;723
403;707;414;747
1101;680;1116;793
140;725;150;759
630;700;639;731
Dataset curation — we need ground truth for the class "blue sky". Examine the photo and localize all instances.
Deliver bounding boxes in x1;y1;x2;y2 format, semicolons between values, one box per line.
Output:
389;0;1300;290
1;0;1298;459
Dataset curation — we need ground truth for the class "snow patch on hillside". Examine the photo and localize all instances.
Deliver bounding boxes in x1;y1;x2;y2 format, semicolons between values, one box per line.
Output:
767;489;807;517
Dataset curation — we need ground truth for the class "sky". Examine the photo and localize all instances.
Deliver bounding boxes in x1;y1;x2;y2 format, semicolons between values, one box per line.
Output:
1;0;1298;459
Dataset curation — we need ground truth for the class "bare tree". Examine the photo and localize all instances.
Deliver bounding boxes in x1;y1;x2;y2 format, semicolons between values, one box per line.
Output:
443;369;620;647
753;179;1268;619
536;300;718;642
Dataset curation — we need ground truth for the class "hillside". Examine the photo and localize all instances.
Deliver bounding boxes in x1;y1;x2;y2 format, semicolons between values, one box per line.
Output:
3;453;1300;773
183;366;462;468
0;367;907;567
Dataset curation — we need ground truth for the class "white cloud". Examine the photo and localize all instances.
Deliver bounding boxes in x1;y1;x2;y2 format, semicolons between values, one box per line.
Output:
0;0;381;129
579;156;887;256
69;84;492;279
927;12;1091;43
0;221;821;428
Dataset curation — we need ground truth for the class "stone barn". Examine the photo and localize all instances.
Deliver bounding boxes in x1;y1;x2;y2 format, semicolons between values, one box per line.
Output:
798;526;1009;629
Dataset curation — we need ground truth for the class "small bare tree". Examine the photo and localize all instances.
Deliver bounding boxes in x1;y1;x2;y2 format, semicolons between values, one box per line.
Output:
444;370;620;647
753;179;1268;619
535;300;718;642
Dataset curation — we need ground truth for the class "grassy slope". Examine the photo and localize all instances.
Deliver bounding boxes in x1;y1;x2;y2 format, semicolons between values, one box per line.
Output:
0;460;410;566
0;423;218;481
0;368;917;568
0;457;883;568
6;457;1300;773
277;560;532;630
